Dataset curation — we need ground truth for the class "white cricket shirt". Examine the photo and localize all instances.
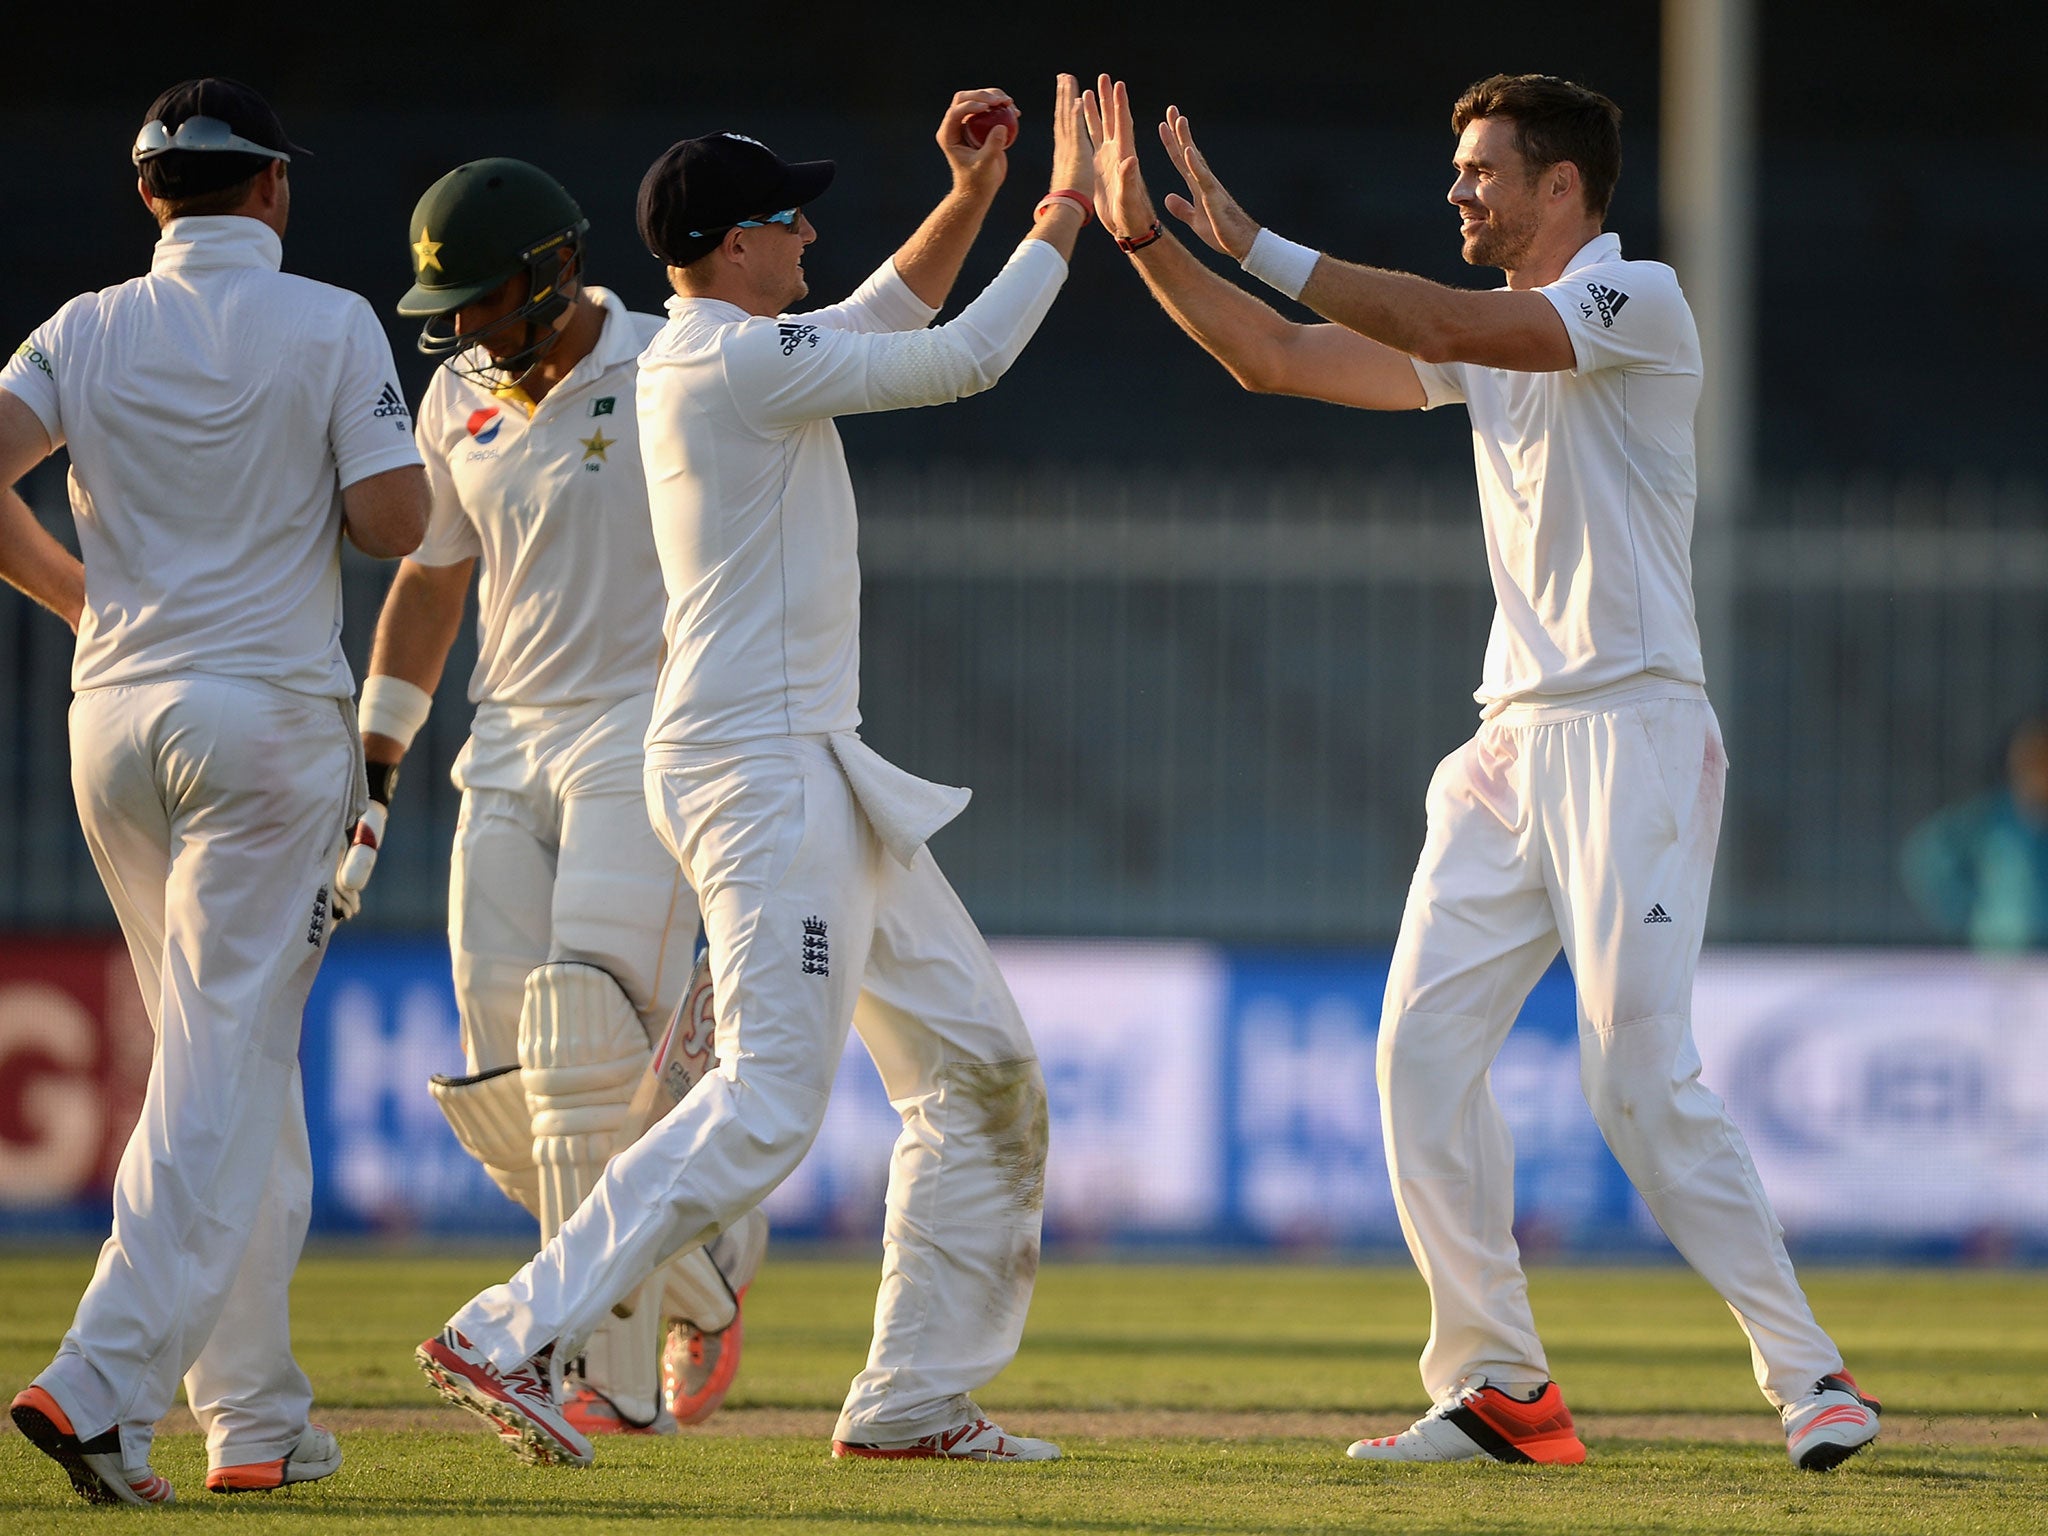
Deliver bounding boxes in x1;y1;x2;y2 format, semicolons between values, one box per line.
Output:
1410;233;1705;713
1;216;420;697
412;287;667;709
639;239;1067;750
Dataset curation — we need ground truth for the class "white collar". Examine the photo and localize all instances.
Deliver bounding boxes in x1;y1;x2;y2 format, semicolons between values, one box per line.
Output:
663;293;751;323
1561;231;1623;274
152;216;284;273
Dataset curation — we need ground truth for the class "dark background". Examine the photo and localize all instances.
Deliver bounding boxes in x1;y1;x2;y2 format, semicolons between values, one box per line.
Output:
6;1;2034;488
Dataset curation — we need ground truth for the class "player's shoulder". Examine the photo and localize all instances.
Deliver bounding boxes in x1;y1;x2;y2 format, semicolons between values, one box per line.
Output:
418;353;487;426
1557;242;1686;309
641;299;760;371
265;270;386;323
27;288;111;343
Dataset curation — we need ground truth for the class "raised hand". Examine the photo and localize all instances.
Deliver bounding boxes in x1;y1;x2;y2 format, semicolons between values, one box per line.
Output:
1159;105;1261;261
1047;73;1095;204
1082;75;1159;243
939;87;1015;197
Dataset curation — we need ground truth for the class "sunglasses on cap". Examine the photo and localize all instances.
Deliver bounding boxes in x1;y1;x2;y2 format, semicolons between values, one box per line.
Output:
686;207;800;240
132;115;290;165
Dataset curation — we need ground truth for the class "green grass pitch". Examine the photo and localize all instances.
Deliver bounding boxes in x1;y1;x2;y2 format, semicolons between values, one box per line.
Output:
3;1249;2045;1532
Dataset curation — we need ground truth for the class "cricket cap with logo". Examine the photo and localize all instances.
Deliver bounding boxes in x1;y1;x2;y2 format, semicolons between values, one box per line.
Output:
635;132;835;267
131;78;307;198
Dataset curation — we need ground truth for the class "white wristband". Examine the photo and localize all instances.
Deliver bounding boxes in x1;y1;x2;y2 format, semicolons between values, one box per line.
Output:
357;674;433;751
1241;227;1320;301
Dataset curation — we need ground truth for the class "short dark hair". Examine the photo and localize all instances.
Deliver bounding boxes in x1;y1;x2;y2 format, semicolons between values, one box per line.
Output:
1452;74;1623;220
150;167;267;224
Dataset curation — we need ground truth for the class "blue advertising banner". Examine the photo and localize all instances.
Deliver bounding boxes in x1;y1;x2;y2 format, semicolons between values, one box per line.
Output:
7;936;2046;1257
1219;949;1643;1250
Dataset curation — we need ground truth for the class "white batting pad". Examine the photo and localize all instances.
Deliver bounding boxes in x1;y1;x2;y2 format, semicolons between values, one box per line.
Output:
428;1063;541;1218
521;960;661;1416
519;961;650;1239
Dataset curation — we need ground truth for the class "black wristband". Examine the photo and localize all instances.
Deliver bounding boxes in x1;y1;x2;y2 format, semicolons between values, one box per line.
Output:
366;760;401;806
1115;221;1164;253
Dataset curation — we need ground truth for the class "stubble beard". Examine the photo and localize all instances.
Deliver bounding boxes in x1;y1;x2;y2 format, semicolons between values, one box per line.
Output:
1461;206;1538;273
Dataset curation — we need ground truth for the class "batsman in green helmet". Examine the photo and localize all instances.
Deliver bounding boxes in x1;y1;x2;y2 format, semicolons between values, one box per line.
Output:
344;157;769;1443
397;157;591;392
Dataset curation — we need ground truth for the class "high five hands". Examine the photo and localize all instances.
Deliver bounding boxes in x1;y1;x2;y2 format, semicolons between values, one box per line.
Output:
1082;75;1261;260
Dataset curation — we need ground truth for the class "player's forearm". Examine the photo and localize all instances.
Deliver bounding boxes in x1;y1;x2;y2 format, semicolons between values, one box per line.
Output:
892;179;1002;311
362;557;470;760
0;485;84;632
1296;257;1471;362
1126;232;1297;392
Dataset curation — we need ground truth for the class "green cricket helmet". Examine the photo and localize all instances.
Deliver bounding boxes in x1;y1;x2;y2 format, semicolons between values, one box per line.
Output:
398;157;589;381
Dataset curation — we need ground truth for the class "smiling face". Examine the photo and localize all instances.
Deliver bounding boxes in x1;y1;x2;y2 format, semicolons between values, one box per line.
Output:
1447;116;1547;273
750;210;816;310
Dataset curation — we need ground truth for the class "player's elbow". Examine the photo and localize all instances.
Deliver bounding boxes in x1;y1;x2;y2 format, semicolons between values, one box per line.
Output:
342;466;429;559
1223;340;1291;396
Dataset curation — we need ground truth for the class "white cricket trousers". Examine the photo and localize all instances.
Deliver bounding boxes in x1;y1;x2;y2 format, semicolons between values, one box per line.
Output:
447;693;694;1056
42;677;357;1471
451;736;1047;1442
445;693;694;1418
1379;688;1842;1409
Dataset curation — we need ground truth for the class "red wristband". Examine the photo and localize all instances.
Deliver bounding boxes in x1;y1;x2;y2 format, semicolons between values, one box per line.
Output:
1035;190;1093;227
1115;221;1163;253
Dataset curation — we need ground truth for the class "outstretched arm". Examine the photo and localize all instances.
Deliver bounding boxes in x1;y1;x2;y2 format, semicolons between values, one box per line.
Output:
1155;101;1570;373
735;76;1094;430
1085;77;1424;410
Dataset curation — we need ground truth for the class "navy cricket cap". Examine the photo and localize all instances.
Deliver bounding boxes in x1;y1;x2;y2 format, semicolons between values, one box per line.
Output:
635;131;834;267
133;78;308;198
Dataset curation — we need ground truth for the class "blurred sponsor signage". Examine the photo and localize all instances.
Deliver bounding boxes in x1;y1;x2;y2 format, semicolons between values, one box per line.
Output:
4;937;2044;1254
0;939;148;1231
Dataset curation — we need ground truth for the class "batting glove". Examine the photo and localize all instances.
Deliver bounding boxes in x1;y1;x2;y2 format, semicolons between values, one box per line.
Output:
333;762;399;922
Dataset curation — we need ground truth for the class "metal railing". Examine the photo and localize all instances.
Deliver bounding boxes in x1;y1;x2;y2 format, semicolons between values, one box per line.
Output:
6;467;2043;946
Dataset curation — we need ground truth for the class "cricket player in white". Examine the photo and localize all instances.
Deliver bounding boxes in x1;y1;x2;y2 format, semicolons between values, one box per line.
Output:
416;78;1095;1467
342;157;765;1437
1083;72;1881;1470
0;79;427;1506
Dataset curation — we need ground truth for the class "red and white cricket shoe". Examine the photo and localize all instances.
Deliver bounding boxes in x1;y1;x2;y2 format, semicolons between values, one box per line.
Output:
833;1417;1061;1461
416;1327;594;1467
1782;1371;1881;1471
560;1386;676;1437
663;1292;745;1426
10;1385;175;1506
206;1423;344;1492
1346;1375;1587;1465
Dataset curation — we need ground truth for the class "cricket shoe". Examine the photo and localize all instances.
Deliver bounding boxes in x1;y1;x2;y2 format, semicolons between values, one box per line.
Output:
206;1423;344;1492
9;1384;175;1507
415;1327;594;1468
561;1386;677;1437
833;1418;1062;1461
1782;1372;1881;1471
1346;1375;1587;1465
663;1291;746;1426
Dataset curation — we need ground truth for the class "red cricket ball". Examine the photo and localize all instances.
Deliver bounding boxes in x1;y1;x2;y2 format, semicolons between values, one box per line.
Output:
963;104;1020;150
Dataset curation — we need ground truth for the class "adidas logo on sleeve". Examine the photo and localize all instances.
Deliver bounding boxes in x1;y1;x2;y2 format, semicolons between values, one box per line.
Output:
1580;282;1630;328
